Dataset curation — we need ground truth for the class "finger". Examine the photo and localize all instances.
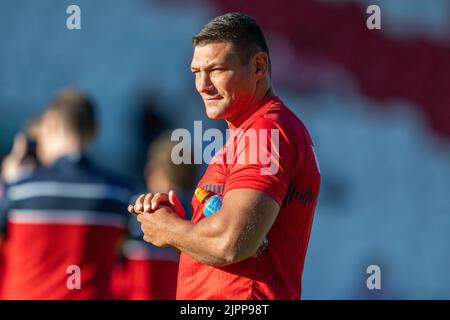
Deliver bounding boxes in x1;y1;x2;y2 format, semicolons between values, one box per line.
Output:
136;212;149;223
143;193;154;212
134;194;146;212
169;190;186;219
128;204;135;214
151;193;169;210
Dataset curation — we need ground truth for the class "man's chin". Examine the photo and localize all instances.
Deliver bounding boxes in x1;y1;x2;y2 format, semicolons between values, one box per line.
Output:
204;104;226;119
205;112;224;120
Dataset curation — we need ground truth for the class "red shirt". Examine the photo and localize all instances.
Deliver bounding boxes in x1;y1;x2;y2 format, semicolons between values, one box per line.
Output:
2;224;124;299
120;241;180;300
177;96;321;300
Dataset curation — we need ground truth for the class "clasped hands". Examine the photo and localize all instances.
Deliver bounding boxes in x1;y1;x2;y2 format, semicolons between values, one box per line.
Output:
128;190;186;247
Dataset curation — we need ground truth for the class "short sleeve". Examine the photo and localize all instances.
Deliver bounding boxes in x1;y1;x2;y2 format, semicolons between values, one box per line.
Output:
224;118;298;206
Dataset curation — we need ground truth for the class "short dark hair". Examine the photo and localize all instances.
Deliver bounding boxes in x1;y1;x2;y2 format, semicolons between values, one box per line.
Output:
193;12;271;74
47;88;97;146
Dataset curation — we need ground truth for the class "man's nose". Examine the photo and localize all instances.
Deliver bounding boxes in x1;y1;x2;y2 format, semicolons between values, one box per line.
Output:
198;73;214;93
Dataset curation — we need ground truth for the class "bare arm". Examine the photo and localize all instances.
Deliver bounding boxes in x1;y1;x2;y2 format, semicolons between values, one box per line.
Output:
132;189;279;267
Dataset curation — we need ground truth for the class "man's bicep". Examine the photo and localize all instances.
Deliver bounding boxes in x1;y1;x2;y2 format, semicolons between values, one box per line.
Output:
225;119;297;206
220;188;280;255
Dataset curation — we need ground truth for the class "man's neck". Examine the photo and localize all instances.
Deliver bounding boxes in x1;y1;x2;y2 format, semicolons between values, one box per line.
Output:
48;138;84;165
264;87;275;99
226;86;275;127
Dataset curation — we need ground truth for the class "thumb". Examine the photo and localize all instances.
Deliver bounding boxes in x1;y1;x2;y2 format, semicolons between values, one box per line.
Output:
169;190;186;219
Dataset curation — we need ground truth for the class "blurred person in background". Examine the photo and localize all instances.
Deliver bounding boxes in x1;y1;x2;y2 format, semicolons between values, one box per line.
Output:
120;132;197;300
0;88;132;299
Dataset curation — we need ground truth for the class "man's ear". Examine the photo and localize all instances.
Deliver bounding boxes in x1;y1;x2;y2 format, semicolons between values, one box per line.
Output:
253;52;269;80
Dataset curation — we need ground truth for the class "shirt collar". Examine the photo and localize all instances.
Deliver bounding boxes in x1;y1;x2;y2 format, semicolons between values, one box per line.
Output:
53;152;86;167
227;95;279;130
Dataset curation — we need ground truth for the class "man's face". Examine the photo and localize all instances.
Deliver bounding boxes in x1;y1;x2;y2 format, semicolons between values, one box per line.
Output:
191;42;257;121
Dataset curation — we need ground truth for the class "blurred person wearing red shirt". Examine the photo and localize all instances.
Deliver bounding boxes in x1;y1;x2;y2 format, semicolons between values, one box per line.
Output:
119;132;197;300
129;13;320;300
0;88;131;299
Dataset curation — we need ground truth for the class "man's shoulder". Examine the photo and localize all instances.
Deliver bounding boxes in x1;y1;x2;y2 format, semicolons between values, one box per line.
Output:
5;158;133;199
249;97;310;144
81;159;132;190
265;98;306;128
5;165;54;187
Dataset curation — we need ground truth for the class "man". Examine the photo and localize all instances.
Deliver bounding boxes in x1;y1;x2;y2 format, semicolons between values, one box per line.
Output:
0;88;131;299
129;13;321;299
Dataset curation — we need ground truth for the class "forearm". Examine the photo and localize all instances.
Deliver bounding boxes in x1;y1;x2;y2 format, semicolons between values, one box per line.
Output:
133;189;276;266
166;215;242;267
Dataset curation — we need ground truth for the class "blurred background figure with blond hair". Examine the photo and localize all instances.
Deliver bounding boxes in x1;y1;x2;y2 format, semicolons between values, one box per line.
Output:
119;131;197;300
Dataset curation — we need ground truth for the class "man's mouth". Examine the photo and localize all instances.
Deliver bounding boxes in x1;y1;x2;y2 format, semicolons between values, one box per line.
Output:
204;96;223;101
